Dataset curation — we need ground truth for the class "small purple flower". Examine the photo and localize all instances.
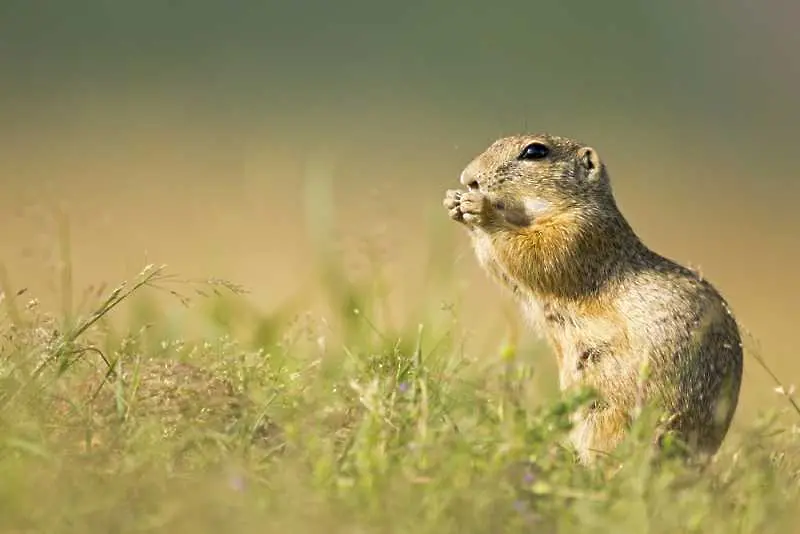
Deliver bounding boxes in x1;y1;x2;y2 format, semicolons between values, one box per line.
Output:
398;381;410;393
228;474;246;492
522;470;535;485
513;500;528;514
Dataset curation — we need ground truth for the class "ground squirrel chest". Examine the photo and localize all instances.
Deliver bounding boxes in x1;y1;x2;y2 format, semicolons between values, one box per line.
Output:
443;133;743;464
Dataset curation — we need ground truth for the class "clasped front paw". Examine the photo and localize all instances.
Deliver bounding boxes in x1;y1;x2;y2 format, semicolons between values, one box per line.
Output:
443;189;493;227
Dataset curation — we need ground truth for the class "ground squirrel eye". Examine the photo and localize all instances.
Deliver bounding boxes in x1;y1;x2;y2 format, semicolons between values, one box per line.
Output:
518;142;550;161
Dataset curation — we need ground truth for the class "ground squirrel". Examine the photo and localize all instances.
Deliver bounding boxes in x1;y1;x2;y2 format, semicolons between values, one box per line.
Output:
443;133;743;464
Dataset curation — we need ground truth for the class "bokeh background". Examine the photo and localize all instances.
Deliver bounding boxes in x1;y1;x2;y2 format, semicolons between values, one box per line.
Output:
1;1;798;424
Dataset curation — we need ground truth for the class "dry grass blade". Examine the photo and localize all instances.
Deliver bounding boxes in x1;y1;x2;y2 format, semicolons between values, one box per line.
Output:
0;264;169;411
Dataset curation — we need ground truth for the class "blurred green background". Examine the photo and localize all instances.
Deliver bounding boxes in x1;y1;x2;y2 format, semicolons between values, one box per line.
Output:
1;1;798;422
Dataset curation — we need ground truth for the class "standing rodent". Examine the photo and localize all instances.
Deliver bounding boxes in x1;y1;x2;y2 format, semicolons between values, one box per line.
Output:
443;134;743;464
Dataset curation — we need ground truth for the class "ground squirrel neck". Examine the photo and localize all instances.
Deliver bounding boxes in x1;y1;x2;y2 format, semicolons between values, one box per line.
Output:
500;197;649;300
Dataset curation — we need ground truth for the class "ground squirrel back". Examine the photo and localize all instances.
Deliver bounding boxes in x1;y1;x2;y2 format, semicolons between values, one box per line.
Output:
443;133;743;464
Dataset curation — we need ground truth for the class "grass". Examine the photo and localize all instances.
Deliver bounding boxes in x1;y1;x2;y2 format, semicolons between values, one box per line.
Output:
1;214;800;533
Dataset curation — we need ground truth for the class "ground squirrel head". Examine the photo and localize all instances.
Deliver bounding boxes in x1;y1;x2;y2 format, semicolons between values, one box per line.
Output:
453;133;642;295
460;133;613;224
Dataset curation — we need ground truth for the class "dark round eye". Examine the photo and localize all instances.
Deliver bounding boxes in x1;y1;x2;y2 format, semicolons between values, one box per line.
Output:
518;142;550;161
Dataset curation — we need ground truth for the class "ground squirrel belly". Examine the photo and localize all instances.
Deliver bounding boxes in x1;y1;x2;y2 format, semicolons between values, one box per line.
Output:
443;134;743;464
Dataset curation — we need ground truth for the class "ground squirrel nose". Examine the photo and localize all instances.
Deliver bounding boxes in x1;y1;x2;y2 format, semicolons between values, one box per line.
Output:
460;171;479;190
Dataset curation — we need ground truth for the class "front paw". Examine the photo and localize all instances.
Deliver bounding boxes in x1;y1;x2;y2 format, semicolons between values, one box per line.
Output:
459;190;493;226
443;189;465;222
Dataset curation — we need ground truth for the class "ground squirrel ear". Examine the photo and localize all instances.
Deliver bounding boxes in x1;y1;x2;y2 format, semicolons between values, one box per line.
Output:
577;147;603;180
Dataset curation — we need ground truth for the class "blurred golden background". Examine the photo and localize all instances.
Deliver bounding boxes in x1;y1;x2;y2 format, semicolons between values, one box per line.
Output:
1;1;798;424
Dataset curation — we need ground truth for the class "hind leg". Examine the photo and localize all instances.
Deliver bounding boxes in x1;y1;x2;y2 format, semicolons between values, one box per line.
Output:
569;406;630;464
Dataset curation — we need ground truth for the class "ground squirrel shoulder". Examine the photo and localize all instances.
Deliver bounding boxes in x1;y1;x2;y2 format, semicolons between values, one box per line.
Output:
443;133;743;464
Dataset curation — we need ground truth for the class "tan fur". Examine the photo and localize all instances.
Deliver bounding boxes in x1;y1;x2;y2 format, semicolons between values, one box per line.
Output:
443;134;743;464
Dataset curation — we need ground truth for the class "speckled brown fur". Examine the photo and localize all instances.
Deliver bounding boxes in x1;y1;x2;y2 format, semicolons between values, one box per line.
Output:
443;133;743;464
